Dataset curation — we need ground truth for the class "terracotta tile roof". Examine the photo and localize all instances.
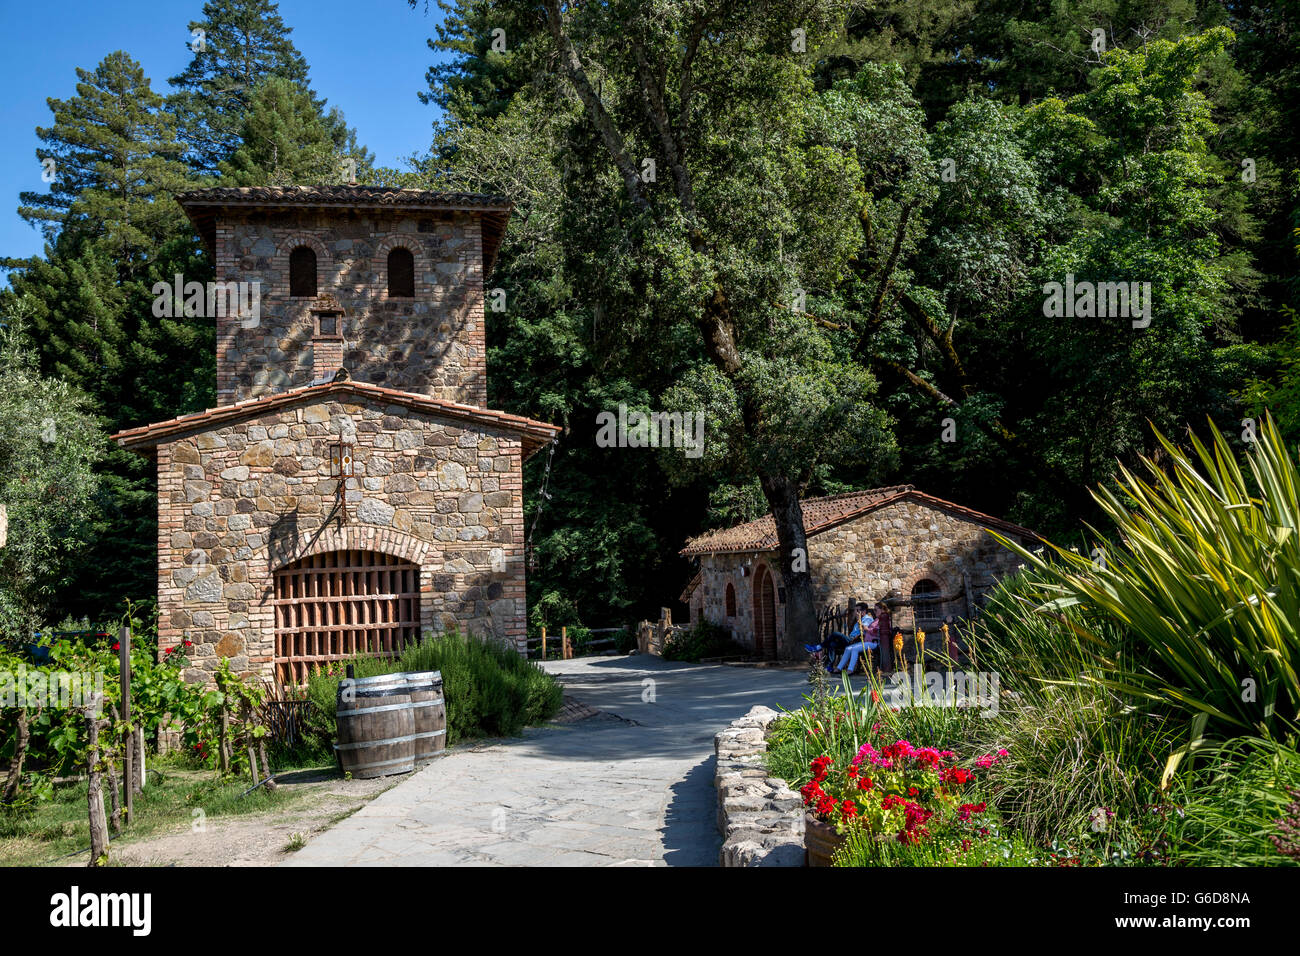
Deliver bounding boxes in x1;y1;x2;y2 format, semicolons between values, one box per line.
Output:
175;185;513;273
111;380;560;460
679;485;1038;556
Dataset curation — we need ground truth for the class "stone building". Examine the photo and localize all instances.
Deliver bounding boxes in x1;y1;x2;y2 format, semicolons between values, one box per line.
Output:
678;485;1038;659
113;185;558;686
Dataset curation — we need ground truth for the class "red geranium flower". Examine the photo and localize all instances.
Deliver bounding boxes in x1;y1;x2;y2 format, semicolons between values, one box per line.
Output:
112;643;120;651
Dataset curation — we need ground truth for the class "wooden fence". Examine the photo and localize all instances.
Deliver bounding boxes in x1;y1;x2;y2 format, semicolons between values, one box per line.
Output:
525;626;624;660
256;699;313;749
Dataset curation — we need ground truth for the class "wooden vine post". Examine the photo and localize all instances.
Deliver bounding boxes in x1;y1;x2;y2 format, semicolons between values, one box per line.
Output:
85;695;109;866
540;625;547;661
561;626;570;660
119;626;133;825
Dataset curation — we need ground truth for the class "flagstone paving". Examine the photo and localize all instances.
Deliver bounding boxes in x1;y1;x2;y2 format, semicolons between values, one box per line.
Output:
282;655;816;867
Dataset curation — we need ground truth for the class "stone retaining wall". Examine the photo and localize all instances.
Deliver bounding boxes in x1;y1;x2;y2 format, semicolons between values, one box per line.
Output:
713;705;804;866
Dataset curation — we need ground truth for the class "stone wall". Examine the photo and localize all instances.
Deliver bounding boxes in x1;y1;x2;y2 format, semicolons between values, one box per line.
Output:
807;499;1032;628
714;705;804;866
694;498;1032;652
212;208;487;406
694;553;785;653
156;391;526;684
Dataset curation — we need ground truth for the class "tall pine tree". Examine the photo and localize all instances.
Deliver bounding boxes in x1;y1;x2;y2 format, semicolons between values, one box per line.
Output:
169;0;372;176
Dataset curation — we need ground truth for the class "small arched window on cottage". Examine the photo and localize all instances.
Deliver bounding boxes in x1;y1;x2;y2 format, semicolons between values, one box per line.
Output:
289;245;317;297
911;579;943;631
387;247;415;298
725;582;737;617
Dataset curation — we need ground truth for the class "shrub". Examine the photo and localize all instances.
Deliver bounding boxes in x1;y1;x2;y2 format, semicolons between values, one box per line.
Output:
297;629;563;759
661;619;745;662
991;414;1300;741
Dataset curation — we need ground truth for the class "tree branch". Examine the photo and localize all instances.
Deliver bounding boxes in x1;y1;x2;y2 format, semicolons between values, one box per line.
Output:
543;0;648;210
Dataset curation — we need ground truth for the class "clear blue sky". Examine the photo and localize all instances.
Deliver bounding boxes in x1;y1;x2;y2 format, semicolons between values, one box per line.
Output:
0;0;451;284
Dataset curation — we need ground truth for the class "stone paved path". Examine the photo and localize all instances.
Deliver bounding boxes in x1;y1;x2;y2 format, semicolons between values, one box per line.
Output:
282;655;814;866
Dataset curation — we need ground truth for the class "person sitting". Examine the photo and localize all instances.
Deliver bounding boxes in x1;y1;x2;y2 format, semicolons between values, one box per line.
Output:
831;605;879;674
805;602;877;673
803;600;867;663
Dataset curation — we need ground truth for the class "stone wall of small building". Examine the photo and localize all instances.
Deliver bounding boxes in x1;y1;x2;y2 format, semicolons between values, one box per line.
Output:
694;551;785;654
212;208;487;406
807;500;1031;628
690;498;1032;652
156;392;526;684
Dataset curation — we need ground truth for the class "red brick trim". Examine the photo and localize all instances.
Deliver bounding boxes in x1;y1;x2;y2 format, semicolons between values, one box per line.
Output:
267;524;434;572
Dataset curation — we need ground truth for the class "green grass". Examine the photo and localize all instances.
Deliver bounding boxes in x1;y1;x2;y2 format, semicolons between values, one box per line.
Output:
0;759;302;867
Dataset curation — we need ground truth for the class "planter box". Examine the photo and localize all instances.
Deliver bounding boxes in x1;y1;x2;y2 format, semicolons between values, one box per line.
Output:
804;814;847;867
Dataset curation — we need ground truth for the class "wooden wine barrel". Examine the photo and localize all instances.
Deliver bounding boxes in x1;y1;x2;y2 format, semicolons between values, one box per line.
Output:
402;670;447;766
334;673;416;778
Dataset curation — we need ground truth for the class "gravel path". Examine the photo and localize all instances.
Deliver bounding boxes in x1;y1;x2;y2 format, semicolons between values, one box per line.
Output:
281;655;814;867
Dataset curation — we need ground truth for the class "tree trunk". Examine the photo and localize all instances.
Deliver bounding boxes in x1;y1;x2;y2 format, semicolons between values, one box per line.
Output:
1;709;30;804
759;473;817;655
86;703;109;866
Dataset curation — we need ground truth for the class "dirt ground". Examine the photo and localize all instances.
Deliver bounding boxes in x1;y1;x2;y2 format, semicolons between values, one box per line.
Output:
73;769;395;868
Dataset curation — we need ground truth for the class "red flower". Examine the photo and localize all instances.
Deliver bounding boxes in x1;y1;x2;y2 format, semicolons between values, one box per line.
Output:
183;639;194;647
858;777;874;791
907;786;919;797
840;799;858;820
111;643;120;651
165;646;175;655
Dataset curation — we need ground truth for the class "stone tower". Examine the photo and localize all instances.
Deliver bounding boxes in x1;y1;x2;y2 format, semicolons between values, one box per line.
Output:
114;186;557;686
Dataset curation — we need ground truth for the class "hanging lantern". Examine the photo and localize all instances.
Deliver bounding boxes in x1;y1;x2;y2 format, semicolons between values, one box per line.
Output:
330;441;354;478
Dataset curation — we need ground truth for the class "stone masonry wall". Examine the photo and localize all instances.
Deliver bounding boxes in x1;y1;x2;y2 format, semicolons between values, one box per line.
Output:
695;552;785;655
693;498;1031;651
807;500;1031;628
156;392;526;684
212;208;487;406
715;705;804;866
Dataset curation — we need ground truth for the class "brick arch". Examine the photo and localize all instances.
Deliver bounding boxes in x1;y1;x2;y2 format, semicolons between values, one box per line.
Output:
898;568;952;599
373;235;424;259
374;236;424;299
267;524;433;572
277;233;331;262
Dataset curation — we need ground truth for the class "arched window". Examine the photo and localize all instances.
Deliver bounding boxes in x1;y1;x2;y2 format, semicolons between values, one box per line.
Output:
725;582;737;617
289;246;317;297
911;579;943;630
387;247;415;297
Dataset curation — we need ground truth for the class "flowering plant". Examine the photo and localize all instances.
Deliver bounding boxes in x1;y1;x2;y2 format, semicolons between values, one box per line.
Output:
800;726;1007;843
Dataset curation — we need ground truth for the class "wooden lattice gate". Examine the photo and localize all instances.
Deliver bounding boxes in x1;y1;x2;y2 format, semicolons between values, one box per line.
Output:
273;550;421;685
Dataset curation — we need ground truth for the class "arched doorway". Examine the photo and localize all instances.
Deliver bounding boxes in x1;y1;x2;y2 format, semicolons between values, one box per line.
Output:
273;549;421;684
752;563;777;660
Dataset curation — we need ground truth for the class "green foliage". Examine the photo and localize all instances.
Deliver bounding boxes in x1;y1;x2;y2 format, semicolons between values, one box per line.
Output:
660;619;745;662
0;314;103;641
218;77;353;186
1;603;204;793
993;415;1300;739
299;631;563;758
168;0;363;175
1162;736;1300;866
